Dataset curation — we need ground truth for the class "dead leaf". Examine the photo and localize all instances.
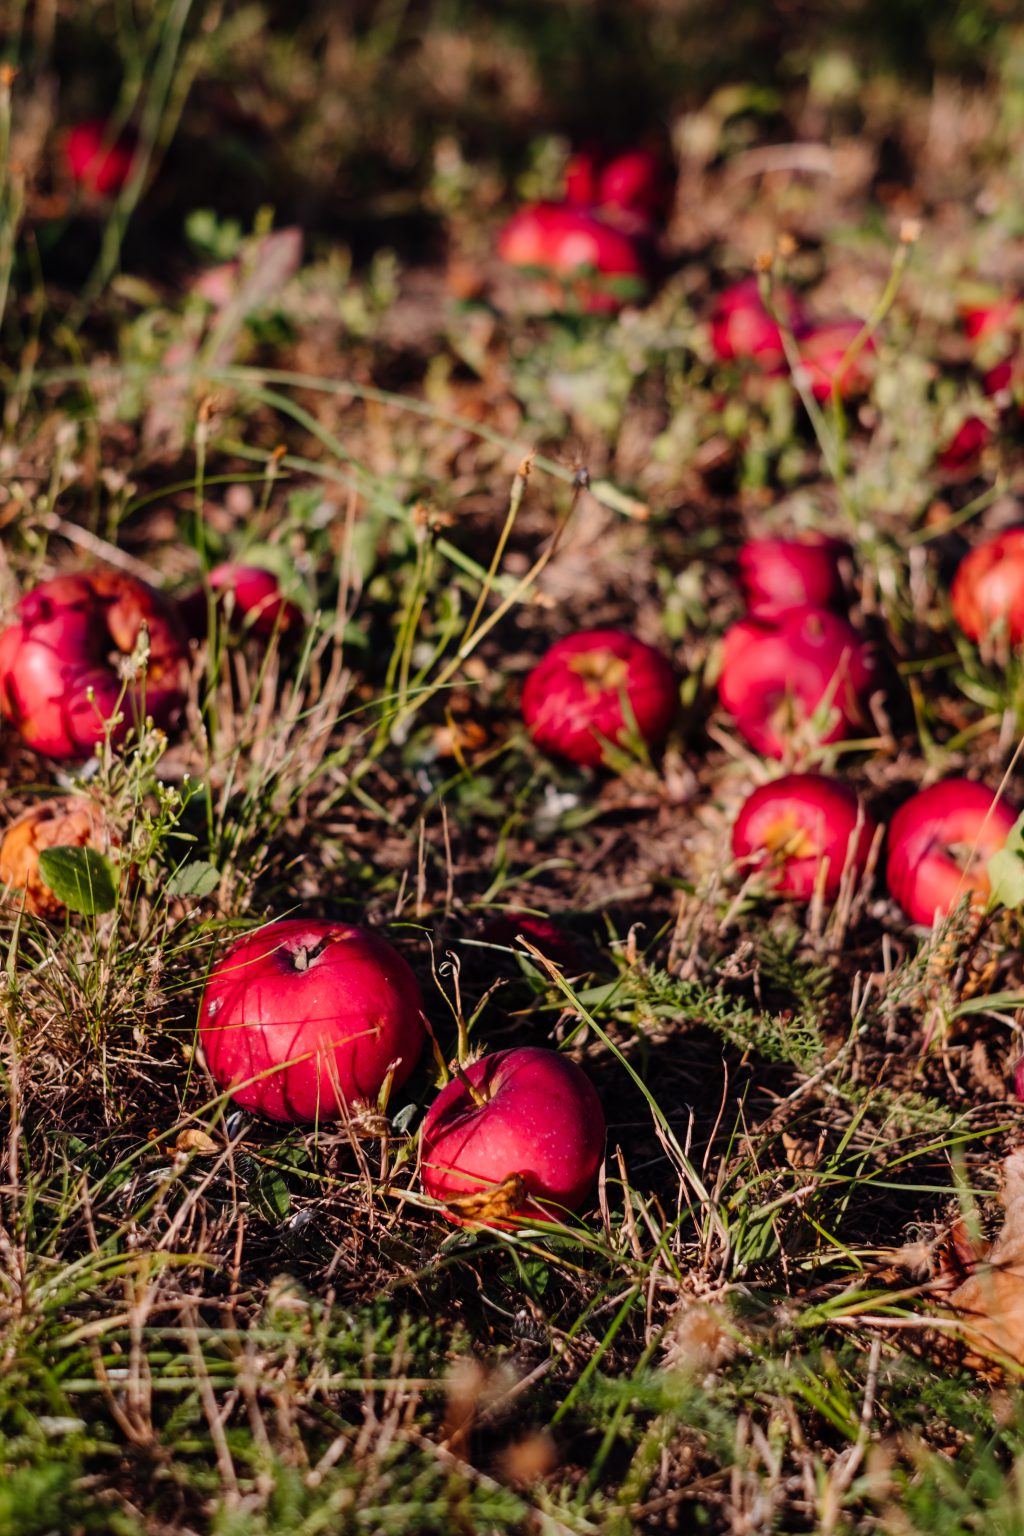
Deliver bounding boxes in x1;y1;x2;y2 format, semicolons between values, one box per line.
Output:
174;1128;220;1156
443;1173;527;1224
943;1151;1024;1368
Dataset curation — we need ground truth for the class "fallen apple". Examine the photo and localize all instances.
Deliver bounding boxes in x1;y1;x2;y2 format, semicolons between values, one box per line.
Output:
732;772;876;901
886;778;1019;926
959;290;1021;347
179;563;302;641
951;527;1024;647
420;1046;605;1222
0;570;187;760
0;796;115;919
198;918;425;1123
65;119;136;197
497;202;648;314
938;416;993;473
596;148;669;221
794;319;874;403
479;910;587;973
737;535;848;621
521;628;676;768
710;277;805;371
717;606;878;760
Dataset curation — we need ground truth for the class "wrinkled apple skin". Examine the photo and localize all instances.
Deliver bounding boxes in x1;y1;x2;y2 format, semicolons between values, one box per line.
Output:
65;120;135;196
717;606;878;760
0;571;187;761
0;797;114;919
737;536;848;621
795;319;874;402
938;416;992;472
732;772;876;901
951;528;1024;646
521;628;676;768
420;1046;605;1221
886;779;1019;926
199;918;424;1124
497;202;648;314
710;278;805;370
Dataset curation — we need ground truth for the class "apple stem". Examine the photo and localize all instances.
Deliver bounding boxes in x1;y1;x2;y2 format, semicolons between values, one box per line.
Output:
291;937;328;973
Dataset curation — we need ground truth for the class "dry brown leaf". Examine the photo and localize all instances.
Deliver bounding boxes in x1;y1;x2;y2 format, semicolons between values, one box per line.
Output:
443;1173;527;1223
174;1128;220;1156
944;1152;1024;1368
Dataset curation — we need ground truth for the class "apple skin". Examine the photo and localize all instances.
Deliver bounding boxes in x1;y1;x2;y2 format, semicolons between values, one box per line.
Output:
951;528;1024;646
794;319;874;402
886;779;1019;926
497;202;648;314
938;416;992;472
732;773;876;901
420;1047;605;1221
710;278;805;370
198;918;425;1124
65;120;135;196
0;796;115;919
0;570;187;760
737;536;848;621
717;606;878;760
521;628;676;768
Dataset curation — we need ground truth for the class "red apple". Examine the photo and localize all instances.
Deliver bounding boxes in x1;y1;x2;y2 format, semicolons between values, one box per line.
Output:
521;628;676;768
886;779;1019;926
794;319;874;403
479;910;587;972
497;202;648;314
737;535;848;621
198;918;424;1123
732;772;876;901
597;148;668;221
938;416;993;473
710;278;805;371
959;291;1020;347
0;570;187;761
564;150;599;207
717;606;878;760
951;528;1024;647
65;120;135;197
984;358;1016;399
180;563;302;641
420;1046;604;1222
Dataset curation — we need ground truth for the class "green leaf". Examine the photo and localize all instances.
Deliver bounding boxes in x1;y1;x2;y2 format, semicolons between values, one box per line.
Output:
37;846;117;916
987;809;1024;911
166;860;220;899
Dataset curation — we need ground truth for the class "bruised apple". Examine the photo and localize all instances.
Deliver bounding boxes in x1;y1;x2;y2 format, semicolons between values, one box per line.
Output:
497;203;648;314
521;628;676;768
737;536;848;621
65;120;135;196
951;528;1024;647
198;918;424;1123
420;1047;605;1223
886;779;1019;926
0;797;115;918
0;570;187;760
717;606;878;760
710;278;805;371
732;773;876;901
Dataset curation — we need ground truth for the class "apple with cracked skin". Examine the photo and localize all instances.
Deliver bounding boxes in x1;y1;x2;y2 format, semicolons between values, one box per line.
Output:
420;1046;605;1224
521;628;676;768
0;570;187;761
886;778;1019;926
732;772;877;901
198;918;425;1123
717;606;878;760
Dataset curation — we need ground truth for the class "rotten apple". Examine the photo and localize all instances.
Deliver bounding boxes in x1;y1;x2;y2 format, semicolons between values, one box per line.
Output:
198;918;424;1123
497;203;648;314
0;796;115;919
717;606;878;760
65;119;136;196
951;528;1024;647
0;570;187;761
521;628;676;768
420;1046;605;1223
732;772;876;901
886;778;1019;926
737;535;848;621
